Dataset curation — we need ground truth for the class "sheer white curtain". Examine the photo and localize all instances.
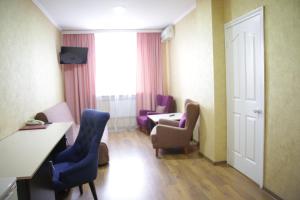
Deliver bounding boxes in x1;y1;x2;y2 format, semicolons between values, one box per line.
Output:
95;32;137;132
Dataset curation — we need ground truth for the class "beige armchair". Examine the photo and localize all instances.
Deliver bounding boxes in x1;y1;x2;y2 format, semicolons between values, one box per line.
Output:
150;99;200;157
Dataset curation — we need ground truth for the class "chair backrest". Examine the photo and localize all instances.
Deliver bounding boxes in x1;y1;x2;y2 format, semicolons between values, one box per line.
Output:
184;99;200;137
73;109;110;159
156;95;173;113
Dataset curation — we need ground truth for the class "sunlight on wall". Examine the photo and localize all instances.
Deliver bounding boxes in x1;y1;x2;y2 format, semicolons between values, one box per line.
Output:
0;0;63;140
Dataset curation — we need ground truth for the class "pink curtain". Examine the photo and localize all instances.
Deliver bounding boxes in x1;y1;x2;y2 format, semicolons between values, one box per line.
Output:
136;33;163;113
62;34;96;123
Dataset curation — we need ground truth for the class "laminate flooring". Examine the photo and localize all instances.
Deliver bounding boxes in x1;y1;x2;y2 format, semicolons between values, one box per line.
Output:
66;130;274;200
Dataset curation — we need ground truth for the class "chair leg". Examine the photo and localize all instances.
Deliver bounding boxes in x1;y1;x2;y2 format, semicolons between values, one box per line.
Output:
155;148;159;157
48;161;54;178
79;185;83;195
89;181;98;200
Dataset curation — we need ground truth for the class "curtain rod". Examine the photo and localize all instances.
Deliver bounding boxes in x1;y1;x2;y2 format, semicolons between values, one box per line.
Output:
62;29;162;34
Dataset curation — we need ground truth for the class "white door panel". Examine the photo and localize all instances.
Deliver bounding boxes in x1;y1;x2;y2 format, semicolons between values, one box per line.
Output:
245;115;256;162
233;113;241;155
225;7;264;186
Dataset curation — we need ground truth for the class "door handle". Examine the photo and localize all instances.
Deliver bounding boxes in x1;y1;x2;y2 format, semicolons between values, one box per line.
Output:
253;109;262;114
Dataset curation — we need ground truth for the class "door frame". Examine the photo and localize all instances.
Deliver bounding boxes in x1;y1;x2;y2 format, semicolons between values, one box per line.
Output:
224;7;265;188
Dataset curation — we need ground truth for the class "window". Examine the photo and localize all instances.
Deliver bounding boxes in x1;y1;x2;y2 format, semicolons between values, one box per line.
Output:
95;32;137;132
95;32;137;96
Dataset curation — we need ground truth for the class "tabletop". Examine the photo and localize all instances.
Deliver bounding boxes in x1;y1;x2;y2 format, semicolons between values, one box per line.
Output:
0;122;72;179
148;112;183;123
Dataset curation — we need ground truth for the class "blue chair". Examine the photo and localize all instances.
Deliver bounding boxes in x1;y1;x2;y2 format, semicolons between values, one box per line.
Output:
50;109;110;200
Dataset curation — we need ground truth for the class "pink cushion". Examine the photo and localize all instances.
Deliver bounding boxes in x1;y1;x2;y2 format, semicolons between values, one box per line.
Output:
179;113;187;128
156;105;166;113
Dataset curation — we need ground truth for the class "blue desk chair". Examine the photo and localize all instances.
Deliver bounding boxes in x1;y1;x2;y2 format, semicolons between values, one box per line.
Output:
50;109;110;200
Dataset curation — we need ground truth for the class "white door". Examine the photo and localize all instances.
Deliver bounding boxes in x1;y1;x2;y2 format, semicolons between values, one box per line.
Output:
225;7;264;187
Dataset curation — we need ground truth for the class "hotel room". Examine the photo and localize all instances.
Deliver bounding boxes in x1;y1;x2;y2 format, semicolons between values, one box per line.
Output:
0;0;299;200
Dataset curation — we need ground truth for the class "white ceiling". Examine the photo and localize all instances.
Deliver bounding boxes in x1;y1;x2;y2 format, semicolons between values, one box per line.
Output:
33;0;196;31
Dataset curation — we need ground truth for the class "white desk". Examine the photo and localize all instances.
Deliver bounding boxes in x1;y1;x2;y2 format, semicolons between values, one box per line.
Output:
0;177;17;200
148;112;183;124
0;122;72;179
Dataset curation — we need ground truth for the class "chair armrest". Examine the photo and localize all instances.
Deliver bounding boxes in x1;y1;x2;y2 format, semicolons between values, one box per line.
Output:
158;119;179;127
155;125;189;147
139;109;153;116
156;125;186;137
59;152;98;186
59;152;98;182
54;146;79;163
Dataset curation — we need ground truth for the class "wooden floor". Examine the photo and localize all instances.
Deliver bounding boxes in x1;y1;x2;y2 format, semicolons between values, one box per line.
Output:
66;130;274;200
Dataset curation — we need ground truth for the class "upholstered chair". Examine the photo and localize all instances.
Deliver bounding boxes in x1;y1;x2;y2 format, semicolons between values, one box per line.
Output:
150;99;200;157
137;95;174;133
50;109;110;200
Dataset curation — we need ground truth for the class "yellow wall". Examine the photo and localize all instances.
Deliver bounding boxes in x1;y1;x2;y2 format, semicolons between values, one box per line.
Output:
162;42;170;95
170;0;300;199
0;0;64;140
169;0;216;159
169;0;227;161
224;1;300;199
211;0;227;161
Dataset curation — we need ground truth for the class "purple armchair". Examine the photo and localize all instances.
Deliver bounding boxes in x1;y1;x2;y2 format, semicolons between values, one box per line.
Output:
137;95;174;133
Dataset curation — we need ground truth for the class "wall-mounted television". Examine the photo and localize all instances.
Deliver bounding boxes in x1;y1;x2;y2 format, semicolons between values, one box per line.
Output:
60;46;88;64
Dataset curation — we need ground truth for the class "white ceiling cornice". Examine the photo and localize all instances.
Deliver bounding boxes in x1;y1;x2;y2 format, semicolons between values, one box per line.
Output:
32;0;61;30
62;29;162;35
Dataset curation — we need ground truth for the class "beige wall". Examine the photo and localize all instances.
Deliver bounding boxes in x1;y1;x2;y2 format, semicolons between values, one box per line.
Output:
211;0;227;161
162;42;170;95
224;1;300;199
169;0;216;159
169;0;227;161
0;0;64;140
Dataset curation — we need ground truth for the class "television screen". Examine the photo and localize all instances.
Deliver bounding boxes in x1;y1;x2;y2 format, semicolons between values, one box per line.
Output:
60;47;88;64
